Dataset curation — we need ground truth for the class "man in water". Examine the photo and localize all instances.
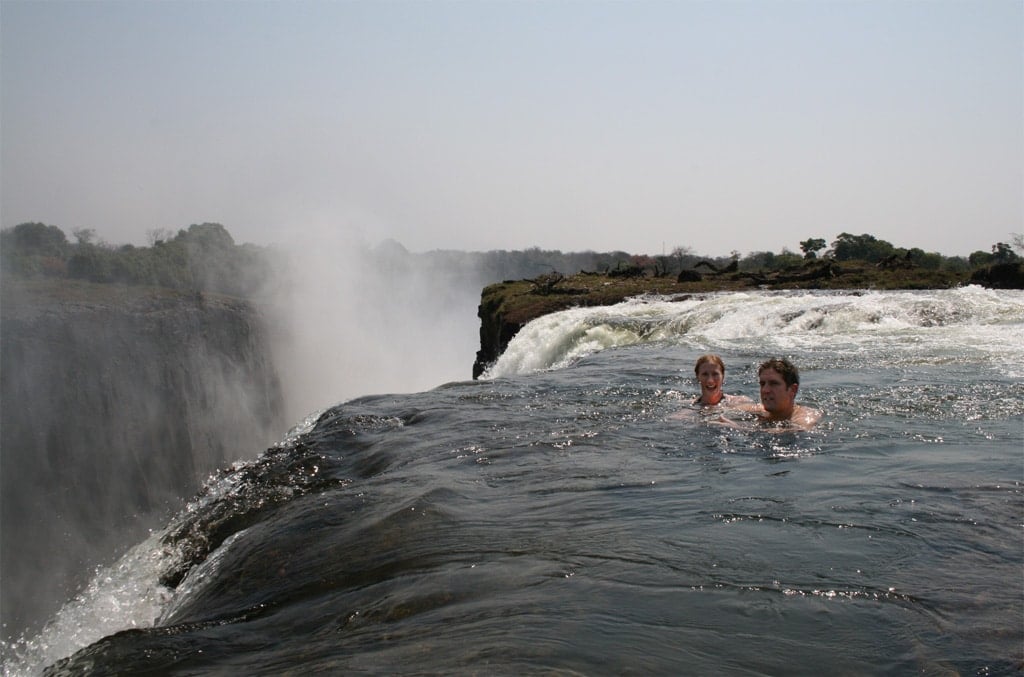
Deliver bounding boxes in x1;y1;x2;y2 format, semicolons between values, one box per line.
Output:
750;357;821;429
713;357;821;430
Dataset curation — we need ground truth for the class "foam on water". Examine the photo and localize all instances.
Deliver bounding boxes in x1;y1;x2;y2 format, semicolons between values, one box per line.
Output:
6;285;1022;675
1;534;172;675
482;288;1024;378
1;455;266;676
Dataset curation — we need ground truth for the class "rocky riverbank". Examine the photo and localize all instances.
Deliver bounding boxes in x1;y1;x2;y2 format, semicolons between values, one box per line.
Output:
472;260;1023;378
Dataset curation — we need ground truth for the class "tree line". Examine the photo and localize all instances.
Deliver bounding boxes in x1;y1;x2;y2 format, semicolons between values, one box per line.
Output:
1;221;1020;298
1;222;274;298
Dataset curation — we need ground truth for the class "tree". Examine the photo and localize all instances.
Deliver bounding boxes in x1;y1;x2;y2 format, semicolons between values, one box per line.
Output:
174;223;238;294
177;222;235;249
67;246;115;282
670;246;700;275
799;238;827;259
147;228;175;246
906;248;943;270
1;223;70;277
741;251;775;271
831;233;896;263
5;222;68;256
72;228;97;246
776;247;803;269
992;242;1020;263
968;249;992;267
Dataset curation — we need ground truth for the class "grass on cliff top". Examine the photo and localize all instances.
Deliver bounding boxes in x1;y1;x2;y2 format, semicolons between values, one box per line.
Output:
1;276;247;313
482;262;972;327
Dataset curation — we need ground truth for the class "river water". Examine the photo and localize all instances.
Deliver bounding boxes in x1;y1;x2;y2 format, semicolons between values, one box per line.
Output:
5;287;1022;675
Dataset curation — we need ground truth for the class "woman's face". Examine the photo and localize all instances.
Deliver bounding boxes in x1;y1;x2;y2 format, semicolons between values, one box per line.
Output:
696;362;724;393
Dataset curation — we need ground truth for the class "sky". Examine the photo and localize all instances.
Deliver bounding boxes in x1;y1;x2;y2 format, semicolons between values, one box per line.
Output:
1;0;1021;258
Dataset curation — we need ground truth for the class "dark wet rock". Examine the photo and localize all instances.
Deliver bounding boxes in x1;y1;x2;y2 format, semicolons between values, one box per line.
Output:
969;261;1024;289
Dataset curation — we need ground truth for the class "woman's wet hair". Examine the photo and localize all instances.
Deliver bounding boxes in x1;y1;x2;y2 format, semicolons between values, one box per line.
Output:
694;354;725;376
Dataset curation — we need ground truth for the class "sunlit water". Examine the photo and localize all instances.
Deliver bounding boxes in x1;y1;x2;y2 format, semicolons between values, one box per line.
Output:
5;288;1022;675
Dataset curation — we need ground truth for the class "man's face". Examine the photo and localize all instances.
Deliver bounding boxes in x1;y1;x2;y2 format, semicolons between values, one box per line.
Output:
759;368;797;414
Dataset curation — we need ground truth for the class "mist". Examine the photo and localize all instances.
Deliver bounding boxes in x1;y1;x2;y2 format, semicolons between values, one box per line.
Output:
0;223;603;649
259;229;484;426
0;279;287;644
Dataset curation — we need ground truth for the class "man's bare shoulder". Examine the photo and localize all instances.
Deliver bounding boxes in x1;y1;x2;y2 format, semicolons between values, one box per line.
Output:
789;405;822;430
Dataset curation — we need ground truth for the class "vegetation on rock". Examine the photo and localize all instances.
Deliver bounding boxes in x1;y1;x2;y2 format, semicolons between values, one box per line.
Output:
3;221;1021;380
1;222;274;299
471;236;1023;378
4;221;1020;299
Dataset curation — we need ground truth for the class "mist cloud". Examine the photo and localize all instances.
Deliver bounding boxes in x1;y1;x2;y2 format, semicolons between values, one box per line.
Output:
260;228;482;425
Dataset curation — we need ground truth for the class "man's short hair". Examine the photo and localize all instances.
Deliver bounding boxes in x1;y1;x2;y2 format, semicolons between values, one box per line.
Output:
759;357;800;387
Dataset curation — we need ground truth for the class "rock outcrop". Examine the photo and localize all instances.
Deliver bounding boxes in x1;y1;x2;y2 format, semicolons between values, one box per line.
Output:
1;280;286;641
471;262;1005;377
969;261;1024;289
472;273;692;378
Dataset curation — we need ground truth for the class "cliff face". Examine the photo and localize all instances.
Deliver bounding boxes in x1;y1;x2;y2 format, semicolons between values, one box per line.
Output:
472;282;527;379
0;280;287;641
472;275;687;378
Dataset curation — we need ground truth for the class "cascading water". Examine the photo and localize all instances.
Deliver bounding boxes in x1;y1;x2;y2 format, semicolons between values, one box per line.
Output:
5;287;1022;676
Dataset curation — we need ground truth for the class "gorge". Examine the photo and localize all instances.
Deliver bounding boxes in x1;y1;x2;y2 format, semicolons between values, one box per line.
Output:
1;280;286;641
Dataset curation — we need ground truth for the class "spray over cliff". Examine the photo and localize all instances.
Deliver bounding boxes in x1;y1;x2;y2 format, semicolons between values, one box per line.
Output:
1;279;286;641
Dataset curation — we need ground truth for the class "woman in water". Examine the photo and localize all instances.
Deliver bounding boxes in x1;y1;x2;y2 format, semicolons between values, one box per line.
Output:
692;354;751;407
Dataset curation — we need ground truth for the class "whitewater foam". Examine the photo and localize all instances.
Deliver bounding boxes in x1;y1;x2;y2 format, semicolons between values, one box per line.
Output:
481;288;1024;378
1;534;172;676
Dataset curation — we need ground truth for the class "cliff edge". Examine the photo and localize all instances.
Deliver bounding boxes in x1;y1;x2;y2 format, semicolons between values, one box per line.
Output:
472;260;1023;378
1;279;287;641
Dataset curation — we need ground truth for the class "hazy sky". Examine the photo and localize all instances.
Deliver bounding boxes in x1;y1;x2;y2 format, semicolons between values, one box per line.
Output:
2;0;1021;257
